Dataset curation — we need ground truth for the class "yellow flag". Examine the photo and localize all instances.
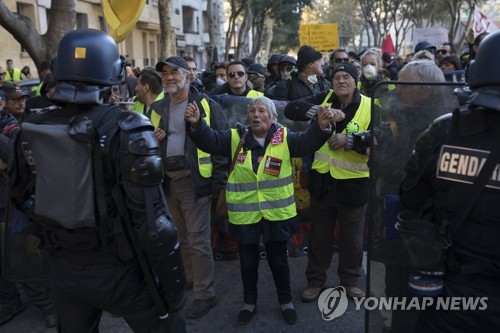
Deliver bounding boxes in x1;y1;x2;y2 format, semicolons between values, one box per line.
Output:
101;0;146;43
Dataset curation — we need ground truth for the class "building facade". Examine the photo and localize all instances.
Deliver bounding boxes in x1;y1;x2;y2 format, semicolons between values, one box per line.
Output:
0;0;226;78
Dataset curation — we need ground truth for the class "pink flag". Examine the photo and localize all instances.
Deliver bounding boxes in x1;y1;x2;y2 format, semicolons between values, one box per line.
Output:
381;35;395;54
474;7;499;37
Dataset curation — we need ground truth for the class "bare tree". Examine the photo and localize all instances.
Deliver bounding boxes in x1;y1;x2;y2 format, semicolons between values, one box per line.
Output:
206;0;223;65
225;0;248;61
236;1;252;59
444;0;475;50
314;0;363;49
158;0;175;59
0;0;76;72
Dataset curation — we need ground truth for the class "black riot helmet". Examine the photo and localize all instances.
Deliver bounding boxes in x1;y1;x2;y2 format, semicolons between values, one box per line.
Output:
466;31;500;89
52;29;124;86
279;55;297;67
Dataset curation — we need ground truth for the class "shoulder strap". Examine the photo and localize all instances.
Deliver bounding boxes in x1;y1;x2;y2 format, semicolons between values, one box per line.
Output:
229;129;249;174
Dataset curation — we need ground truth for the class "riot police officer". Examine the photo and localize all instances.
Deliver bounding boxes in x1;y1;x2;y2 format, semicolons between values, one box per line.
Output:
6;29;186;332
399;31;500;332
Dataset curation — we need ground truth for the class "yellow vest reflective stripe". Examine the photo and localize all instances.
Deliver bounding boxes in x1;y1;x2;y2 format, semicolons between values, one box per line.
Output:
197;98;213;178
35;81;43;96
245;90;264;98
132;92;165;128
312;94;371;179
226;128;296;225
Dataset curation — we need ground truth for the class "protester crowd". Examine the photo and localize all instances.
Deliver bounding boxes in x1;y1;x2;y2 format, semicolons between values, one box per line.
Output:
0;27;497;333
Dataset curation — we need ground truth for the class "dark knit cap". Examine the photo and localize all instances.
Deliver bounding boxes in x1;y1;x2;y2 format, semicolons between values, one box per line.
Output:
331;62;359;85
296;45;323;69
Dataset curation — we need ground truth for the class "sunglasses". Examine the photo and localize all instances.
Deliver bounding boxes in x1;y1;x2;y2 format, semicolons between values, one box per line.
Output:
334;58;349;63
228;71;245;79
438;49;448;55
0;72;5;76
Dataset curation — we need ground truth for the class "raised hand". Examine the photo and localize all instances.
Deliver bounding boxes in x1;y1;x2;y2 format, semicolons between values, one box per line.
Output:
185;101;201;127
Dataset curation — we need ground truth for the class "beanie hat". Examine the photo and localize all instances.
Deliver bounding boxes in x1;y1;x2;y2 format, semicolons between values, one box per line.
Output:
296;45;323;69
331;62;359;85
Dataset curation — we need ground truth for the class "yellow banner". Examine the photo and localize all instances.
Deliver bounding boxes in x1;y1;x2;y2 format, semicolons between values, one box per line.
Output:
299;24;339;52
102;0;146;43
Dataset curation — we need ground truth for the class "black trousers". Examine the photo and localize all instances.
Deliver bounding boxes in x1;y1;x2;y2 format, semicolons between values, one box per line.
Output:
0;268;19;304
0;257;53;312
49;257;186;333
416;276;500;332
239;241;291;305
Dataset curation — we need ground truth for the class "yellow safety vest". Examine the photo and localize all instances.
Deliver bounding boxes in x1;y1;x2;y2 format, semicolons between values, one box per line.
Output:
5;68;23;82
312;91;370;179
356;81;395;107
35;81;43;96
246;90;264;98
196;98;213;178
226;128;296;225
132;92;165;128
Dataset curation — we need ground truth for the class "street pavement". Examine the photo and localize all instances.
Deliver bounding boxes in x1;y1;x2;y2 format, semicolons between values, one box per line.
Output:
2;254;368;333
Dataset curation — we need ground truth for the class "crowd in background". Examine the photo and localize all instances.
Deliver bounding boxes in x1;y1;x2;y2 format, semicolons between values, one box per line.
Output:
0;29;493;330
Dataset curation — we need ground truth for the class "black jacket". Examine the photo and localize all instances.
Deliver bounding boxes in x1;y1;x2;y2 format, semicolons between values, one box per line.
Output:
210;82;255;97
273;71;332;101
151;87;229;198
187;119;332;243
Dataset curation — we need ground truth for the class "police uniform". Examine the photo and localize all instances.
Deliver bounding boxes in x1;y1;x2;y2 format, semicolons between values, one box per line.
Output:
400;31;500;332
8;29;186;333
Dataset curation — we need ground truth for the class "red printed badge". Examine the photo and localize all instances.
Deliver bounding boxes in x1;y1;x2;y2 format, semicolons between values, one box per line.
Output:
236;151;247;164
263;156;282;177
270;128;284;145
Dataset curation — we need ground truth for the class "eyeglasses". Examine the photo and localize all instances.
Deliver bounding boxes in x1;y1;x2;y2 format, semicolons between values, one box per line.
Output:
0;73;5;76
228;71;245;79
333;74;354;82
438;49;448;55
334;58;349;63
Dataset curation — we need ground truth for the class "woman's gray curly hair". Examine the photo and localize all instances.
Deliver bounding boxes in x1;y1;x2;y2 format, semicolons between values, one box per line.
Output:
248;96;277;121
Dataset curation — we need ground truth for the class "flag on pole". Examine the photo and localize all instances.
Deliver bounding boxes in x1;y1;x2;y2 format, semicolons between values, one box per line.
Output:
381;35;395;54
473;7;499;37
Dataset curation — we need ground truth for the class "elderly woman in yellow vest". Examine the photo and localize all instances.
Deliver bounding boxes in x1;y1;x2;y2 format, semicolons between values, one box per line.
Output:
185;96;336;326
285;62;374;302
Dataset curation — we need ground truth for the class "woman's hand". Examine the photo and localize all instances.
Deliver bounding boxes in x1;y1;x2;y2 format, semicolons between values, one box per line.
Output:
317;106;334;130
185;101;200;127
328;133;347;150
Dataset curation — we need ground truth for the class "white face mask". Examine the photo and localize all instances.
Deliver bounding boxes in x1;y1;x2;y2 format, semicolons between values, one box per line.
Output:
307;75;318;84
216;78;225;86
363;65;377;80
